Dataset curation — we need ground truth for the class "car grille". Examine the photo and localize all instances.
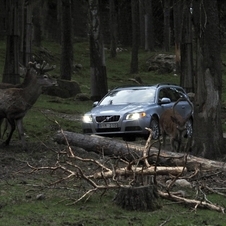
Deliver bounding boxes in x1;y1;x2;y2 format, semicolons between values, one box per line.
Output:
96;128;121;132
95;115;120;123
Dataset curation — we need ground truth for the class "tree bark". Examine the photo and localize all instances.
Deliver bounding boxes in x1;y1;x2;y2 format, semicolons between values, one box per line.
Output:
21;1;33;66
54;131;226;171
163;0;171;52
114;185;161;211
180;0;194;93
3;0;20;84
139;0;145;49
144;0;154;51
94;166;185;179
32;5;42;47
60;0;73;80
109;0;117;58
192;0;224;159
173;0;183;75
117;1;132;46
130;0;139;74
158;190;224;213
89;0;108;101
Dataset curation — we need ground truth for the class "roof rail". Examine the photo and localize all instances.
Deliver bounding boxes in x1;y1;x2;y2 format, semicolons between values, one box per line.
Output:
112;83;178;89
156;83;171;87
156;83;176;87
113;84;147;89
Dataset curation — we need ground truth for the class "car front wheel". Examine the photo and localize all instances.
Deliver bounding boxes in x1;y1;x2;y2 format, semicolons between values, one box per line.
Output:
149;117;160;140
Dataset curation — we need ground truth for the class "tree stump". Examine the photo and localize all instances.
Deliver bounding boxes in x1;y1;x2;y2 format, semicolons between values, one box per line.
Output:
113;185;161;211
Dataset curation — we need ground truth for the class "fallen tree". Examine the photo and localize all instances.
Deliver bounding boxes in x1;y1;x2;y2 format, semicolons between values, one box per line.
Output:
22;129;226;213
54;131;226;172
27;129;226;213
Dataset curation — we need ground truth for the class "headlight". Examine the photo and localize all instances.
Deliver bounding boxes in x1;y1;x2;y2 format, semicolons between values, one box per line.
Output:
126;112;146;120
83;115;92;123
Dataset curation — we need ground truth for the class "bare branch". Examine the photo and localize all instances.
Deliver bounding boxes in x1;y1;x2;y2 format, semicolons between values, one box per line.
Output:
158;190;225;213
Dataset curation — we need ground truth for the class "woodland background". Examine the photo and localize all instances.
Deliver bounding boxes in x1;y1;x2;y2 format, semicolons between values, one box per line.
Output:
0;1;226;225
1;0;226;159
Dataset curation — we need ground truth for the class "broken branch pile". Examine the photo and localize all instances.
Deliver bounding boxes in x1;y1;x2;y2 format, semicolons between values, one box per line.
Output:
26;130;226;212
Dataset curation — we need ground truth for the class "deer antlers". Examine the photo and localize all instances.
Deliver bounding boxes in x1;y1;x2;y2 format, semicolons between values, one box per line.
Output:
29;61;56;75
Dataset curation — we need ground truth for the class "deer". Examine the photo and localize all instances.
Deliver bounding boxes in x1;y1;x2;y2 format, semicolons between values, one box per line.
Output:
0;61;56;139
0;64;32;138
159;94;193;152
0;62;56;149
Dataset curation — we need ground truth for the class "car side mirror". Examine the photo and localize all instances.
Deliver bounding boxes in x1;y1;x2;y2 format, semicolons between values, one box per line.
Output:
93;101;99;107
159;97;171;104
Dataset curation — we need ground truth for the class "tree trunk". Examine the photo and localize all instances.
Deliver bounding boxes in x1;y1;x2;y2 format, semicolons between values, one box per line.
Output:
163;0;171;52
180;0;194;93
192;0;224;159
89;0;108;101
54;131;226;171
117;1;132;46
139;0;145;49
113;185;161;211
3;0;20;84
130;0;139;74
173;0;183;75
60;0;73;80
32;5;42;47
144;0;154;51
109;0;117;58
42;1;59;42
21;1;33;66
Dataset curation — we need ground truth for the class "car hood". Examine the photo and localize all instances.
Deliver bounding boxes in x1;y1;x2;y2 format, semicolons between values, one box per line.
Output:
89;103;153;115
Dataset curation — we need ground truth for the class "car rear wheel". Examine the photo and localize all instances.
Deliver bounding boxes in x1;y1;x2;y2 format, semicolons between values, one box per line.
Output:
149;117;160;140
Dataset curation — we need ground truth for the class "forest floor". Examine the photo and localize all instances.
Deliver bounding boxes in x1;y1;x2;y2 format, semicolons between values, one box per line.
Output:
0;107;226;226
1;115;226;225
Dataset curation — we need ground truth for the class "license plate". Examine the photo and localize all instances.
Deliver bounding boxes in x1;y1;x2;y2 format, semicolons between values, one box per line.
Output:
98;123;118;128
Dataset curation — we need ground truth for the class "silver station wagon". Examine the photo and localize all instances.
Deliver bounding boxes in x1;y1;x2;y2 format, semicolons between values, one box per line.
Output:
82;83;193;141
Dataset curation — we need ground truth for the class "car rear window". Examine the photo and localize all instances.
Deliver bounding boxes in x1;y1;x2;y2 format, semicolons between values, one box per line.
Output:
100;88;156;105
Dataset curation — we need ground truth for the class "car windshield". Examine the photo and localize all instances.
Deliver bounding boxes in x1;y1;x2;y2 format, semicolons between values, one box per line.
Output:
99;88;156;105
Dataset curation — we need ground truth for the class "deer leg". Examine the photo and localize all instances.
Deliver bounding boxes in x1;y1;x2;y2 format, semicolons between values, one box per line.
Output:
162;132;167;147
16;118;26;149
0;118;7;139
0;118;2;138
2;118;9;139
3;118;16;146
171;138;179;152
177;140;181;152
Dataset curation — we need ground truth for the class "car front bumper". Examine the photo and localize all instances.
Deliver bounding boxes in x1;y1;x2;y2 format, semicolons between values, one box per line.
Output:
82;115;151;137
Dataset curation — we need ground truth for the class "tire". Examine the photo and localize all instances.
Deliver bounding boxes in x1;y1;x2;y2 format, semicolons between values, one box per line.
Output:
149;117;160;140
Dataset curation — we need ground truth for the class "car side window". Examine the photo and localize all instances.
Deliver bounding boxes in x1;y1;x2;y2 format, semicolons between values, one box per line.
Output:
159;88;170;100
168;87;183;102
159;87;185;102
